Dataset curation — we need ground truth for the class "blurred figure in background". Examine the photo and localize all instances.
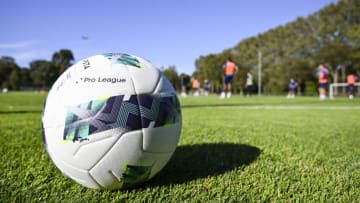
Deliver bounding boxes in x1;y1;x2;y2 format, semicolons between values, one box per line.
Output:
204;79;210;96
245;71;253;96
180;76;187;97
220;57;238;99
191;77;200;96
318;63;329;100
347;72;358;100
287;78;297;99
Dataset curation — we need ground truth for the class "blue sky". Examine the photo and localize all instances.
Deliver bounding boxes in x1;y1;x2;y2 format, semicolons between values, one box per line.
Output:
0;0;337;74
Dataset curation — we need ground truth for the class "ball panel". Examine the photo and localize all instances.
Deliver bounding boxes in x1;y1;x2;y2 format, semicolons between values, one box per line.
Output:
62;95;134;142
43;54;138;127
139;75;182;153
142;122;181;153
56;54;136;106
137;93;181;128
127;55;160;94
42;95;67;129
44;127;121;170
137;93;181;153
89;130;145;189
49;153;101;189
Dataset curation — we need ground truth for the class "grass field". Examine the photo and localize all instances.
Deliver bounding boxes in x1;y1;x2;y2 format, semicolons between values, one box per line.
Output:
1;92;359;202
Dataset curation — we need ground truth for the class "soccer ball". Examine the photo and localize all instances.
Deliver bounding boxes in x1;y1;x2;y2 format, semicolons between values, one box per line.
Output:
41;53;182;190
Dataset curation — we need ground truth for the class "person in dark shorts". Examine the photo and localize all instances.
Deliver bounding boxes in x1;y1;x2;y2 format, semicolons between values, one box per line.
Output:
220;57;238;99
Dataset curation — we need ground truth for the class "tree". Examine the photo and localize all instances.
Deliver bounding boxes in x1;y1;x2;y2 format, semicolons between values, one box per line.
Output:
161;65;180;91
19;68;32;88
1;50;74;90
0;56;20;89
29;60;58;88
8;69;20;90
52;49;74;76
315;42;353;83
347;25;360;73
195;53;229;92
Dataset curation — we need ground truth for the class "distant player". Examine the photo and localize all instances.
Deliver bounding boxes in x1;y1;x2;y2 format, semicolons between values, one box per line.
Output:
287;78;297;99
220;57;238;99
180;76;187;97
204;79;210;96
318;63;329;100
191;77;200;96
245;71;253;96
347;73;358;99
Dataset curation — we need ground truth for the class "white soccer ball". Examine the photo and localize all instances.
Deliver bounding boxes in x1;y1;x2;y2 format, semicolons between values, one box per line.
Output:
42;53;182;190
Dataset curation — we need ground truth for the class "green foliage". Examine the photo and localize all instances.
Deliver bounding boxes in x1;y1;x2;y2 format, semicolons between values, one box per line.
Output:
0;56;20;90
195;54;227;91
8;69;20;90
29;60;58;88
0;49;74;90
51;49;74;75
0;93;359;202
304;81;317;96
195;0;360;94
18;68;32;88
161;65;180;91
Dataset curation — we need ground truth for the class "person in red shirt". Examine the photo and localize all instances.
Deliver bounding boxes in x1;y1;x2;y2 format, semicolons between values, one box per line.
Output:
191;77;200;96
347;73;358;99
220;57;238;99
318;63;329;100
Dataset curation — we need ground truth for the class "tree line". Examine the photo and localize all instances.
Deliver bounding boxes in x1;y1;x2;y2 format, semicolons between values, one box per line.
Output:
0;49;74;90
0;49;188;92
1;0;359;94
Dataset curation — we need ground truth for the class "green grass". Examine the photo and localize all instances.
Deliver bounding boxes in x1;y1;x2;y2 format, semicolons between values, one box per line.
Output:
1;92;359;202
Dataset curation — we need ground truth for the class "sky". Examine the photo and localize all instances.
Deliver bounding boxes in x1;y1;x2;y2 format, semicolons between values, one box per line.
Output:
0;0;338;74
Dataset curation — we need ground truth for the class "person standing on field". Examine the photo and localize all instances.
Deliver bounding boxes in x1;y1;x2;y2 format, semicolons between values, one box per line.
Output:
287;78;297;99
347;73;357;99
245;71;253;96
220;57;238;99
204;79;210;96
180;76;187;97
191;77;200;96
318;63;329;100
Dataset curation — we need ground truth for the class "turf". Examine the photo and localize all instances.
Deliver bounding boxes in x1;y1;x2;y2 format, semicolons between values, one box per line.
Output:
0;92;359;202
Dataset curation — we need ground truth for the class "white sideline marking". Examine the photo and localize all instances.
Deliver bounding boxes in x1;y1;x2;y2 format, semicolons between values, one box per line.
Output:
200;105;360;110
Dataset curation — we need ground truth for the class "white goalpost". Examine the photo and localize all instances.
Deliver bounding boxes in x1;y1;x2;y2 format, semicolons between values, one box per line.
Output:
329;82;360;99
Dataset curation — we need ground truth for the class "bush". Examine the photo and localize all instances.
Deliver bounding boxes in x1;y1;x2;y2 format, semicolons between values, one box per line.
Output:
304;81;317;96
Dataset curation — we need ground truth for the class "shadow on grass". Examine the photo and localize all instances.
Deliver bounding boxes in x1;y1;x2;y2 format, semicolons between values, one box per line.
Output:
0;110;42;114
147;143;261;187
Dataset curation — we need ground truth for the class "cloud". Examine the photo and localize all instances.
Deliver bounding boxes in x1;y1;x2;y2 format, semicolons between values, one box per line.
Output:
0;40;51;66
0;40;39;49
13;50;42;61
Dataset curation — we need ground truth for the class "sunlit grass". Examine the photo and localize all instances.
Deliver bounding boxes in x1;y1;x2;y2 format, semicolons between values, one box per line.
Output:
0;93;359;202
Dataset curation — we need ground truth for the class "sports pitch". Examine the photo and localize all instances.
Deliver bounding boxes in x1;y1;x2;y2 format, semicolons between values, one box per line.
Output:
0;92;359;202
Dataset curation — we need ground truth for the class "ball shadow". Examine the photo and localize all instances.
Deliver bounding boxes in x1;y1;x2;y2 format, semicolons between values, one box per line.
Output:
0;110;42;114
147;143;261;187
